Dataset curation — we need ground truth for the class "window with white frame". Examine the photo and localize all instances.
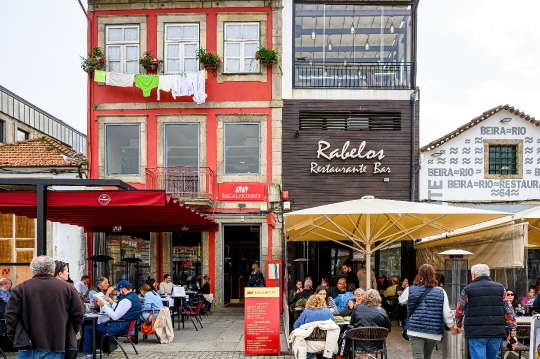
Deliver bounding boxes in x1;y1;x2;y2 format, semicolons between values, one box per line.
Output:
224;123;260;174
224;23;260;74
165;24;199;73
105;124;140;176
106;25;140;74
165;123;199;167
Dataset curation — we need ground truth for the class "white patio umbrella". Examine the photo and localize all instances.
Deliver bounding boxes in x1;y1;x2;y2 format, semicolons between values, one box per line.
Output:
285;196;509;290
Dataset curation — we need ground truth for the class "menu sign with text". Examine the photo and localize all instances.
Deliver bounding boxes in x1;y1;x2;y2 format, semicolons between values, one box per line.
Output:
244;287;280;355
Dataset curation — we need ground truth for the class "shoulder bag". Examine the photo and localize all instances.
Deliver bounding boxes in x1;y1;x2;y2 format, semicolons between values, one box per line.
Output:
142;310;156;335
402;287;433;341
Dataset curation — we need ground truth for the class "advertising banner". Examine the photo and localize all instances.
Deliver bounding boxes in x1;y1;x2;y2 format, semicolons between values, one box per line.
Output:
218;183;265;201
244;287;280;355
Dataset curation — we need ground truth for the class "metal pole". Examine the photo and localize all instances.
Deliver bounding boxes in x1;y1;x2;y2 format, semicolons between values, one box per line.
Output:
366;243;371;290
36;183;47;255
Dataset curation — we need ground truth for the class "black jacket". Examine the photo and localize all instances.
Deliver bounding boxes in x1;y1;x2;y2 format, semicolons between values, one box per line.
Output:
349;305;391;351
290;289;313;304
247;272;265;287
327;286;346;299
345;272;359;290
462;276;507;339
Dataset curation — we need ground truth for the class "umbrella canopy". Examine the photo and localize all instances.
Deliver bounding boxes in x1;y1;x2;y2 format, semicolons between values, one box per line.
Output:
516;206;540;246
285;196;509;289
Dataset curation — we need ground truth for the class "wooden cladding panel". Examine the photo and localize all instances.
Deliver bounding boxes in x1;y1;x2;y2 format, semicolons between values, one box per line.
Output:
0;240;12;262
16;239;35;249
16;250;34;263
0;213;13;238
15;216;35;239
282;99;418;209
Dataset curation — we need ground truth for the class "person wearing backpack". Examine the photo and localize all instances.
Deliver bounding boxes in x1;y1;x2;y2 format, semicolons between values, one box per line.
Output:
247;264;266;287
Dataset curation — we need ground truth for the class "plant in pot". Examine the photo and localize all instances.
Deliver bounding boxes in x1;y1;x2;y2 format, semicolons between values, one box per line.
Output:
196;48;221;69
139;51;163;70
255;47;279;65
80;47;105;75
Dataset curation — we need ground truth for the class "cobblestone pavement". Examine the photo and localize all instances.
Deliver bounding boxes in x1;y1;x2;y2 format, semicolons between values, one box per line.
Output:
3;314;444;358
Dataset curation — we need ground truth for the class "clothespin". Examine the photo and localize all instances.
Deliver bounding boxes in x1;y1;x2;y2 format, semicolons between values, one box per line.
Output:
205;70;208;80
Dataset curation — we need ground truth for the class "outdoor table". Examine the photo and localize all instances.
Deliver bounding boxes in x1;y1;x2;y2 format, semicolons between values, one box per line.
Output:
171;296;187;329
83;314;99;359
516;316;533;324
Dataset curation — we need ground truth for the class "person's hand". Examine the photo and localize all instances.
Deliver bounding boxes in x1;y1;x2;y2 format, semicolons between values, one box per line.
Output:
348;300;354;309
106;286;114;296
97;299;105;307
507;336;518;350
455;326;462;334
449;326;458;335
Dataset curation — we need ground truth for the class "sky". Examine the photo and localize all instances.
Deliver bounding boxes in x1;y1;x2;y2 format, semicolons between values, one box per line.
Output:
0;0;539;145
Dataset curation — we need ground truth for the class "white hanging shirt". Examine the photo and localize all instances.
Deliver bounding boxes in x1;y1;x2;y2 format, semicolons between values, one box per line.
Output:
106;72;135;87
174;75;189;97
192;70;207;104
157;75;176;101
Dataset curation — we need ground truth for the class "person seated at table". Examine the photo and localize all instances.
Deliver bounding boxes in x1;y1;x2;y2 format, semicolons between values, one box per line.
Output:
80;280;142;359
320;277;330;289
290;279;314;304
348;289;392;359
289;280;303;300
315;285;338;314
88;276;114;305
293;293;336;329
334;283;355;312
327;277;347;299
506;289;525;316
146;278;160;292
139;283;163;323
522;285;536;308
159;274;174;295
201;275;214;305
339;288;365;317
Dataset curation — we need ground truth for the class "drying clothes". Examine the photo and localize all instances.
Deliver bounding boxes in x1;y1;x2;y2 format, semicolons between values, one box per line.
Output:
157;75;176;101
174;75;189;97
135;75;159;97
93;70;106;83
186;72;197;97
192;70;207;104
106;72;135;87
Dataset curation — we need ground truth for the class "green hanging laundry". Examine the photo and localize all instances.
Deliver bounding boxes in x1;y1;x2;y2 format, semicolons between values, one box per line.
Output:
135;75;159;97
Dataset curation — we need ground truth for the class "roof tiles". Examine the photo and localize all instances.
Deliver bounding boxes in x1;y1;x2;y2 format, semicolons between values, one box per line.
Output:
0;137;84;167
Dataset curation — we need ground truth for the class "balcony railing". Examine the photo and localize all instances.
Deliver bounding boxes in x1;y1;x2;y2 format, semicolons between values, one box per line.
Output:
145;166;214;204
294;62;414;89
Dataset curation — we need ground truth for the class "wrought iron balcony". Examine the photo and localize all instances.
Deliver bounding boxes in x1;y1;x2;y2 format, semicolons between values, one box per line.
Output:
294;62;414;89
145;166;214;206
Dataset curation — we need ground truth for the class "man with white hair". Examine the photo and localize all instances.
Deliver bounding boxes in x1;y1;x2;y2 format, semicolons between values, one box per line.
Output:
5;255;84;359
454;263;517;359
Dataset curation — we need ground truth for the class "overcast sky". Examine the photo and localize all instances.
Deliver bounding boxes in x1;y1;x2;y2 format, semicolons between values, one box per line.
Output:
0;0;538;145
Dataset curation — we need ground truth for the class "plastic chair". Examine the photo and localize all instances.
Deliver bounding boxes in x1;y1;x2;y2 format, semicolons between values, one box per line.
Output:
184;296;204;329
304;327;327;355
178;301;200;331
500;325;530;359
346;327;389;359
100;319;138;359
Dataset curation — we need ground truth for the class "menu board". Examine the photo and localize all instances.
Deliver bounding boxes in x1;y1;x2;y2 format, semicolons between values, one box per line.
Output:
244;287;280;355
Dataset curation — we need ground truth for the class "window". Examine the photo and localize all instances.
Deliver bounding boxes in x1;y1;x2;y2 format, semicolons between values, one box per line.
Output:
0;121;4;143
165;123;199;167
165;24;199;73
299;111;401;131
17;129;29;141
224;23;259;73
105;124;140;176
106;26;140;74
489;145;517;175
224;123;259;174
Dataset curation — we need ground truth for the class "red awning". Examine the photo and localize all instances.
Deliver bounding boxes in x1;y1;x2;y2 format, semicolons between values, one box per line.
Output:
0;190;218;232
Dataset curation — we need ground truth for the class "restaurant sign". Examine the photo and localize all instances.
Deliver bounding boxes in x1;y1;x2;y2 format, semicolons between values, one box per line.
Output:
311;140;391;175
218;183;266;201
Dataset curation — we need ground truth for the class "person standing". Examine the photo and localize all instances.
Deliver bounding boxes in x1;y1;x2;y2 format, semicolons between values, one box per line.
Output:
54;260;70;281
399;264;454;359
75;275;90;296
454;264;517;359
342;262;360;289
159;274;174;295
0;278;12;302
5;255;84;359
247;264;265;287
356;261;376;290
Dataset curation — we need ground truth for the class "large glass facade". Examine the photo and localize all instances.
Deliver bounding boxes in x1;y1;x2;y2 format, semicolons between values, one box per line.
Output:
293;4;413;88
105;233;151;288
171;232;201;284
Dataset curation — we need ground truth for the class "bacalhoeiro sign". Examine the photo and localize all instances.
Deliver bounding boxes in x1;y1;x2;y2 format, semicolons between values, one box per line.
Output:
218;183;265;201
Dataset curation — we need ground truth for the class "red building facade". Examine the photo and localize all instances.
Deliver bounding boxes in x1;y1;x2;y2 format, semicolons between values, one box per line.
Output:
86;0;283;308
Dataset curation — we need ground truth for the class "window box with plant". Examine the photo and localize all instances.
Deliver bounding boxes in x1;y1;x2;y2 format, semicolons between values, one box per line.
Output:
80;47;105;75
196;48;221;69
255;47;279;65
139;51;163;70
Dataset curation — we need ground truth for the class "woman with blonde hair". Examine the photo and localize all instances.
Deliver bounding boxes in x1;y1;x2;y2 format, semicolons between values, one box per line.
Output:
293;294;336;329
247;263;265;287
348;289;391;358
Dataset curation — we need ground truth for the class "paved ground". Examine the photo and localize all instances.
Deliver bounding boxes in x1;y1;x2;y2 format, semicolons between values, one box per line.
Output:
3;313;444;359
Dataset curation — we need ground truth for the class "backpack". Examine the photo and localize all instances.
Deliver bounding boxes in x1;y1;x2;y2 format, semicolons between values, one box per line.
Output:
254;275;265;287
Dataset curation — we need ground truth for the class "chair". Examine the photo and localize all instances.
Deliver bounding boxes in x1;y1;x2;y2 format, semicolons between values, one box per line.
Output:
304;327;327;356
202;296;212;316
178;300;200;331
140;310;160;342
383;296;399;319
184;295;204;329
345;327;389;359
100;319;138;359
500;325;530;359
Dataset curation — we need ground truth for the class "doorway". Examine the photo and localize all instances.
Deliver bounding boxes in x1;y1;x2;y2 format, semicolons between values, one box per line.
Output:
223;224;261;307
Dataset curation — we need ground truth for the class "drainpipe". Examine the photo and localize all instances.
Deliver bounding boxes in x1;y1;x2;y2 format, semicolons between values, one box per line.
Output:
410;87;420;201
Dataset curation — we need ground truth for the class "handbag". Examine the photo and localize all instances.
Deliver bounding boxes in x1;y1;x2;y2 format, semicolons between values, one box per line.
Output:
142;310;156;335
402;287;433;341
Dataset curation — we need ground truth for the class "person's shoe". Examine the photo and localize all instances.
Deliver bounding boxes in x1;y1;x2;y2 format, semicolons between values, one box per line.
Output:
80;354;93;359
123;336;136;343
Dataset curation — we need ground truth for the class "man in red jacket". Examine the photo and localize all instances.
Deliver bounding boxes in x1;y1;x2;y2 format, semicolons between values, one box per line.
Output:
5;255;84;359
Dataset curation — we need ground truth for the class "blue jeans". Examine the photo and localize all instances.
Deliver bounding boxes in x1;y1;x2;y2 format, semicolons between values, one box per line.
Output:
82;322;108;355
306;354;323;359
17;350;64;359
468;337;502;359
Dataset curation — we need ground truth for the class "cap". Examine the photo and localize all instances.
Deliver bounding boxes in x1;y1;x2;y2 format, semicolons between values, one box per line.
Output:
115;280;131;291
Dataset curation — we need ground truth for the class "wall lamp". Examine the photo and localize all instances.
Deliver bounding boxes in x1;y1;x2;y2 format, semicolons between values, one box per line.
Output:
295;130;300;137
500;118;512;123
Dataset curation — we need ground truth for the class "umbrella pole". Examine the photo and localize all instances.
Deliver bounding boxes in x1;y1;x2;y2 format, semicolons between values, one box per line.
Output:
365;243;371;290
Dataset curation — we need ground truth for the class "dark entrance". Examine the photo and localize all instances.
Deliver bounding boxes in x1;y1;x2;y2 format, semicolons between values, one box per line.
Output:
223;224;260;307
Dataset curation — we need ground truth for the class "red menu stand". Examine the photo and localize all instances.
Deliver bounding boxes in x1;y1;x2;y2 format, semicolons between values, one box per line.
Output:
244;287;280;355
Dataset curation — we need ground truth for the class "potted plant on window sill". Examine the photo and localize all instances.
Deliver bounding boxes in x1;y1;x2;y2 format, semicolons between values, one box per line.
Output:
196;48;221;70
139;51;163;73
255;47;279;65
80;47;105;76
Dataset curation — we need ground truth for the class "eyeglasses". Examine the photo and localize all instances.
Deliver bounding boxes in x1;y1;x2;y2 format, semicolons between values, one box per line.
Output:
507;293;515;296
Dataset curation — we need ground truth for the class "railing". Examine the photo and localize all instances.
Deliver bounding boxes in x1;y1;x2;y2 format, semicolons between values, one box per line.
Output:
294;62;414;89
145;166;214;202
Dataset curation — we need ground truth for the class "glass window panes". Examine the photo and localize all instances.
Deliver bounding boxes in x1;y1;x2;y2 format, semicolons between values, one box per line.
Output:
106;233;150;288
0;121;4;143
224;123;259;174
16;129;29;141
105;124;140;176
165;123;199;167
165;23;200;74
172;232;202;284
224;23;260;74
106;25;140;74
489;145;518;175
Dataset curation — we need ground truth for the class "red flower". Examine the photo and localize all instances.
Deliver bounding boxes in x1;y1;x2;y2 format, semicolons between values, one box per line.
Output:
100;58;105;63
217;58;222;64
